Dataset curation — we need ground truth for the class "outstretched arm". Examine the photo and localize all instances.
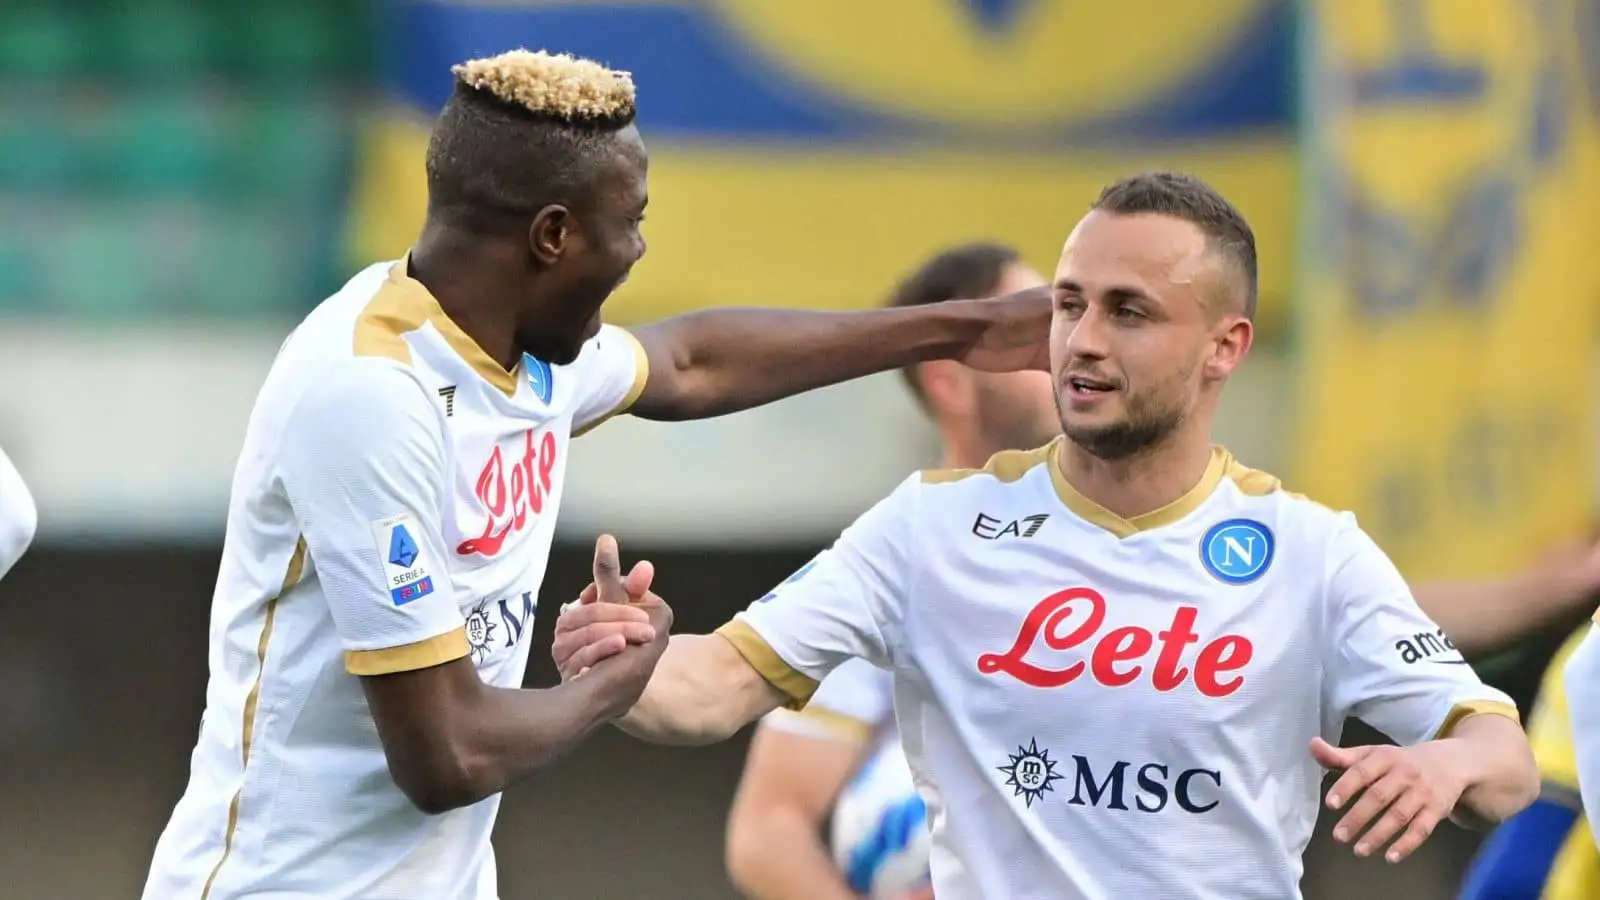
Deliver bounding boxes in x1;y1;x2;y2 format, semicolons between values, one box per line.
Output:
1412;538;1600;657
612;633;790;745
626;288;1048;421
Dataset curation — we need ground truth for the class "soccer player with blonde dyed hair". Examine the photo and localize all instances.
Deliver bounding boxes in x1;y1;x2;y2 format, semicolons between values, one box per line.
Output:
141;50;1049;900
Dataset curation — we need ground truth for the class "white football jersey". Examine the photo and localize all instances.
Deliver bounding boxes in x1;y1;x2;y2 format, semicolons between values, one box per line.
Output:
720;440;1518;900
143;258;648;900
1561;623;1600;831
761;656;896;745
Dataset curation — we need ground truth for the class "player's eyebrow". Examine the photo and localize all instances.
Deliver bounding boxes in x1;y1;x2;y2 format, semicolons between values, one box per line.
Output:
1054;279;1153;305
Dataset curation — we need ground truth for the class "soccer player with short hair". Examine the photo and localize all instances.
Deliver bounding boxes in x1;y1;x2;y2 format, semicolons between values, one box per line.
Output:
140;50;1050;900
0;443;37;580
556;172;1540;900
726;243;1057;900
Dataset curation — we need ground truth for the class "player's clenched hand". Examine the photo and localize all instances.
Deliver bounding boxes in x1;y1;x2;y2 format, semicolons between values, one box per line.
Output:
550;534;661;681
1312;736;1471;864
957;284;1051;374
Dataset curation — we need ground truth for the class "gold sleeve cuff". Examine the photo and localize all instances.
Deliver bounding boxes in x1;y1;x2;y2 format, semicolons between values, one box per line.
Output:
714;620;819;711
573;328;651;438
793;706;875;742
344;627;470;676
1433;699;1522;740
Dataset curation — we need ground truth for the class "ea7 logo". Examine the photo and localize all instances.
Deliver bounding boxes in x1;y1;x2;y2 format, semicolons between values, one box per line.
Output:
972;512;1049;540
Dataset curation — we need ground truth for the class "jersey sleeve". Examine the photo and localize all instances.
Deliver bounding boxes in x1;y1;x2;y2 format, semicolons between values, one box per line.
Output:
1321;514;1519;746
569;324;650;437
716;474;919;710
0;444;37;580
276;358;469;676
762;657;895;743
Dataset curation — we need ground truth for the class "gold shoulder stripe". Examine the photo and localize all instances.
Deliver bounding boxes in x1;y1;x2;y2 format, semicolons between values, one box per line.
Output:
353;258;520;397
714;620;818;711
345;627;471;676
352;278;420;366
573;327;652;438
1433;700;1522;740
920;442;1053;485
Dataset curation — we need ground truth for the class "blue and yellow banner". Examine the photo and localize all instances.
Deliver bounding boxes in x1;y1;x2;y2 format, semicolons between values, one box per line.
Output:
1292;0;1599;578
350;0;1297;331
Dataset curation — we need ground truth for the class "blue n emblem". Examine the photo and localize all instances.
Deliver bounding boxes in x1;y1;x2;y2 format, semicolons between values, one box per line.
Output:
524;354;554;405
388;525;420;568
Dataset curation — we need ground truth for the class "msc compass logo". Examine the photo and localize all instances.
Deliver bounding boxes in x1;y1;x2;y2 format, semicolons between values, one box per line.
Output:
1199;518;1275;585
465;600;499;663
997;738;1062;809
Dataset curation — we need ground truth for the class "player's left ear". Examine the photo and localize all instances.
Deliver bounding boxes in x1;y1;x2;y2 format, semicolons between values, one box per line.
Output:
1203;316;1252;380
528;205;574;266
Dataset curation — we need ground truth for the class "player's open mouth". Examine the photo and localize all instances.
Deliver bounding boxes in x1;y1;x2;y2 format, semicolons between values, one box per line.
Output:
1066;376;1116;397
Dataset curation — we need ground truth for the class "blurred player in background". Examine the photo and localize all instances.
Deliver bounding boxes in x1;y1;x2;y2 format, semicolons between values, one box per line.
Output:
725;243;1057;900
0;443;37;579
1461;627;1599;898
140;49;1053;900
556;172;1539;899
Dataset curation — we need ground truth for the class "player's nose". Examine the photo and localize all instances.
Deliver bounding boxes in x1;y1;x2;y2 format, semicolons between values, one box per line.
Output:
1061;314;1111;360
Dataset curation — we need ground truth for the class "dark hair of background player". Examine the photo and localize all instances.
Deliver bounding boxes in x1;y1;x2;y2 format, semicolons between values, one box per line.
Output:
884;242;1021;412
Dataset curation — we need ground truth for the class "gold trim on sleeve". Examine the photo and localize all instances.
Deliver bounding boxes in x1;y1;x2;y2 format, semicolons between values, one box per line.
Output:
793;706;876;741
344;627;471;676
573;327;652;438
1433;699;1522;739
714;620;819;711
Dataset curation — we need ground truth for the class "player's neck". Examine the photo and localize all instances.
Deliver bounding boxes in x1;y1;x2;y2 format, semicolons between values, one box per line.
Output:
940;433;993;471
408;229;522;371
1054;428;1216;522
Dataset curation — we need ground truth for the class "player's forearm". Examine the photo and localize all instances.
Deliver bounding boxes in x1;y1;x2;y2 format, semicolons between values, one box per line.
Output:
1414;563;1596;657
1445;714;1540;827
412;668;638;813
616;634;785;745
628;304;996;421
727;811;862;900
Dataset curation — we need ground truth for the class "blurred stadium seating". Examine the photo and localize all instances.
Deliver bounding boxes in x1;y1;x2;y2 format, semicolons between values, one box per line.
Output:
0;0;366;320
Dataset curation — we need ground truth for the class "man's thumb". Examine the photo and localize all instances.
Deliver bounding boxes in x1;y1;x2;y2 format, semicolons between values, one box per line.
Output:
1309;737;1352;769
624;559;656;601
593;534;625;599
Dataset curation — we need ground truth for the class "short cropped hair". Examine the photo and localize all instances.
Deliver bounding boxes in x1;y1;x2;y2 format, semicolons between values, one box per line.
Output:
885;243;1020;408
424;50;638;233
1092;172;1258;320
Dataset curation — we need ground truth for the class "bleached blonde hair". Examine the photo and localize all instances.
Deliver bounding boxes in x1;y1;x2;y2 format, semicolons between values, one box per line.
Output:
424;49;642;231
451;49;636;125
